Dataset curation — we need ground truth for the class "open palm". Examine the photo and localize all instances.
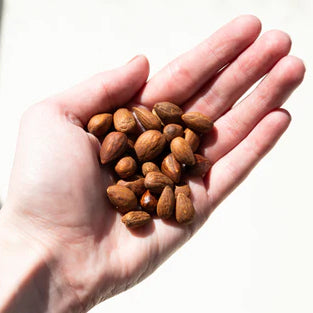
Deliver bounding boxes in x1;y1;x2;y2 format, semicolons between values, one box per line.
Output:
2;16;305;312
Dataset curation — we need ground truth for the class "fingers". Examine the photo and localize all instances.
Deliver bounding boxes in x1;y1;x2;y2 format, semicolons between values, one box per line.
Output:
206;109;291;210
184;30;292;118
55;55;149;125
202;55;305;164
136;15;261;107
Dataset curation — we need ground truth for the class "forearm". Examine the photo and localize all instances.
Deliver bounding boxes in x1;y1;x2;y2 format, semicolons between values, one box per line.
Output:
0;208;82;313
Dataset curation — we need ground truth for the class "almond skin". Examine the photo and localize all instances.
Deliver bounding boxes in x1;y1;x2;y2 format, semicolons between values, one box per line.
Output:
161;153;181;184
117;176;145;196
181;112;213;133
163;124;184;142
184;128;200;152
157;185;175;219
87;113;112;137
133;107;162;130
113;108;137;133
175;184;191;198
153;102;183;125
100;132;128;165
188;154;212;177
134;130;166;162
140;190;158;214
144;171;174;194
115;156;137;179
121;211;152;228
175;193;195;224
142;162;160;176
107;185;137;214
170;137;195;166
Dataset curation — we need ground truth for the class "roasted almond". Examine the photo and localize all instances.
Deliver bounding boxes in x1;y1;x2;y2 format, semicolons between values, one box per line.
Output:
134;130;166;162
175;193;195;224
181;112;213;133
117;176;145;196
144;171;174;194
175;184;191;198
107;185;137;214
113;108;137;133
157;185;175;219
100;132;128;165
153;102;183;125
87;113;112;137
161;153;181;184
140;190;158;214
115;156;137;179
188;154;212;177
121;211;152;228
184;128;200;152
142;162;160;176
163;124;184;142
133;107;162;130
170;137;195;166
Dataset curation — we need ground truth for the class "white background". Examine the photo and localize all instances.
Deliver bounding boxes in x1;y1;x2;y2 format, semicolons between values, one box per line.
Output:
0;1;312;312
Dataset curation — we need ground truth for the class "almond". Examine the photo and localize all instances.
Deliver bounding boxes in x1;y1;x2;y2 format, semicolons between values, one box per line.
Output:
117;176;145;196
140;190;158;214
144;171;174;194
87;113;112;137
181;112;213;133
170;137;195;166
161;153;181;184
188;154;212;177
142;162;160;176
133;107;162;130
134;130;166;162
115;156;137;179
121;211;152;228
153;102;183;125
107;185;137;214
184;128;200;152
100;132;128;165
157;185;175;219
113;108;137;133
175;193;195;224
163;124;184;142
175;184;191;198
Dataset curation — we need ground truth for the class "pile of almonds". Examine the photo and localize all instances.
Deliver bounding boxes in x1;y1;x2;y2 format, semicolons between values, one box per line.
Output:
87;102;213;228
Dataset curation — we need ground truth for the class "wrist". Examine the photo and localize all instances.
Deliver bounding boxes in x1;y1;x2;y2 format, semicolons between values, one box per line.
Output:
0;206;83;313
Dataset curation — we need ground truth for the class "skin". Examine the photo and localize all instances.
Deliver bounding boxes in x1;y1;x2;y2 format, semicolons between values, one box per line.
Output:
0;15;305;313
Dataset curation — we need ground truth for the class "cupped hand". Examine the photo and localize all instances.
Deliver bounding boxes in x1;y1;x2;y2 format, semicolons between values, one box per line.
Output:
0;15;305;312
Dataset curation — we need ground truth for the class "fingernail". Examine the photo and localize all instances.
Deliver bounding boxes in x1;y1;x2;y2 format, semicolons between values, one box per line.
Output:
127;55;141;64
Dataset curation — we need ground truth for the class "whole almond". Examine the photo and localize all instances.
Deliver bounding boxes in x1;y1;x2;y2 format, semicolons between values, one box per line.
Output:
153;102;183;125
121;211;152;228
157;185;175;219
175;184;191;198
152;109;164;126
107;185;137;214
100;132;128;165
133;107;162;130
188;154;212;177
134;130;166;162
170;137;195;166
113;108;137;133
142;162;160;176
87;113;112;137
140;190;158;214
184;128;200;152
117;176;145;196
181;112;213;133
144;171;174;194
161;153;181;184
115;156;137;179
175;193;195;224
163;124;184;142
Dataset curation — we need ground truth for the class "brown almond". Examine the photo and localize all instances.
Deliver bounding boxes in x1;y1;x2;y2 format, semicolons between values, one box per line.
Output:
140;190;158;214
152;109;164;126
157;186;175;219
188;154;212;177
87;113;112;137
175;193;195;224
153;102;183;125
115;156;137;179
121;211;152;228
113;108;137;133
142;162;160;176
133;107;162;130
134;130;166;162
100;132;128;165
163;124;184;142
107;185;137;214
127;138;135;150
175;184;191;198
184;128;200;152
170;137;195;166
117;177;145;196
144;171;174;194
181;112;213;133
161;153;181;184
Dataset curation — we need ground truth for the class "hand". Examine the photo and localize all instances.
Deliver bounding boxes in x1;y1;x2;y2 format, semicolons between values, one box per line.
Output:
0;15;305;312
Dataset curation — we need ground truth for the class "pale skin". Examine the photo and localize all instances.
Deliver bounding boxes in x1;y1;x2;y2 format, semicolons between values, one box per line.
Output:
0;15;305;313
